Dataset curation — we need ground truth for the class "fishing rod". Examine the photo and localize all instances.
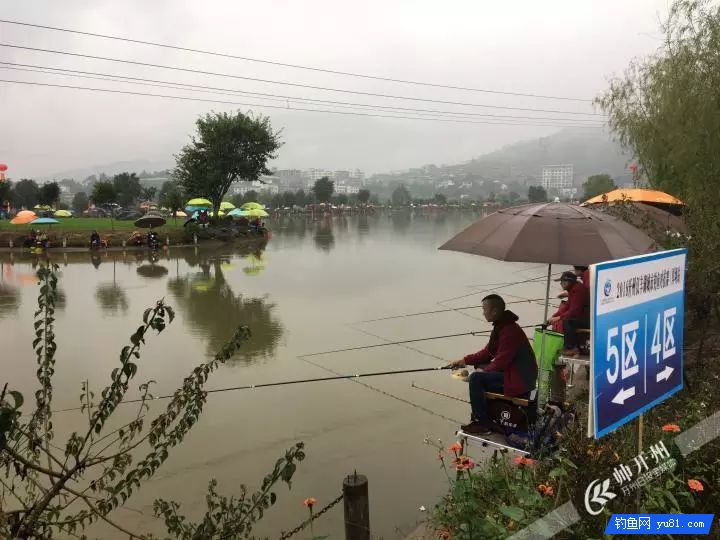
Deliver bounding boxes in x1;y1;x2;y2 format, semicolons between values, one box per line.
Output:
411;382;469;403
49;365;455;414
439;272;564;304
297;323;541;358
355;297;550;324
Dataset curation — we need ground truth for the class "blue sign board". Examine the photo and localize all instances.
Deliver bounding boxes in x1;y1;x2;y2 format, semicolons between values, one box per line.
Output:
590;249;687;439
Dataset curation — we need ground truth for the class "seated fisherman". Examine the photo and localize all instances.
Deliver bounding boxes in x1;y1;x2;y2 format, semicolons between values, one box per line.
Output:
548;271;589;357
557;265;589;298
450;294;538;436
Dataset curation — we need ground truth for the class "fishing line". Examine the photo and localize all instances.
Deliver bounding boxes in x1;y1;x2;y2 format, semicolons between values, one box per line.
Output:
439;272;562;304
354;297;550;324
297;356;464;424
411;382;469;404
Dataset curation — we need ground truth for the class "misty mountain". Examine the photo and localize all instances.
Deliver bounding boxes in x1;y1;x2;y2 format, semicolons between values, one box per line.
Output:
44;159;173;182
446;129;632;183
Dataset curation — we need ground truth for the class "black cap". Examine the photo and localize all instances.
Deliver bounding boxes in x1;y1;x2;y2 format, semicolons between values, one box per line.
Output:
555;271;578;283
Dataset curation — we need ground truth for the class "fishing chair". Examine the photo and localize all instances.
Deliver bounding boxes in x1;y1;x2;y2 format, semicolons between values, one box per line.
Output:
485;389;538;435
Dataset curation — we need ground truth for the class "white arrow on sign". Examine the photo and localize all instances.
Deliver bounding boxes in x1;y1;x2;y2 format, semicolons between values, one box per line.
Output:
612;386;636;405
656;366;674;382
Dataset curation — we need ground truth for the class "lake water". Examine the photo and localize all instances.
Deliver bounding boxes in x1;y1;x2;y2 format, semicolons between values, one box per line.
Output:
0;211;553;538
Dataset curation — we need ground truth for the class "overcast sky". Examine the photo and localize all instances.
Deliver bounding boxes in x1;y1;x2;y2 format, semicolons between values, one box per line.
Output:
0;0;669;179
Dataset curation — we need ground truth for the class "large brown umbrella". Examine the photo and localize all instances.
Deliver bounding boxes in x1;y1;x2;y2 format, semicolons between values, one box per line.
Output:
600;202;687;236
439;202;656;266
440;202;657;388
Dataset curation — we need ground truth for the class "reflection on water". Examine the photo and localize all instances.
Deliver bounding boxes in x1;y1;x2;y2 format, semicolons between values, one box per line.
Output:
313;219;335;252
95;260;128;314
0;282;19;315
167;253;283;364
391;210;412;233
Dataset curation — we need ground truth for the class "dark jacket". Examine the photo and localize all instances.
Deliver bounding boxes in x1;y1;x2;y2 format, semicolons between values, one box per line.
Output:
463;310;538;396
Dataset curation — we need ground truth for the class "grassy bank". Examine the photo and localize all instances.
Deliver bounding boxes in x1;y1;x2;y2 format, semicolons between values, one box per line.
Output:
0;217;185;233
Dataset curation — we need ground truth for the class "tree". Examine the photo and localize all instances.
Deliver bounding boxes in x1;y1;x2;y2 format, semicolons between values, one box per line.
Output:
528;185;548;203
295;189;307;207
159;181;184;216
597;0;720;322
112;172;142;207
12;179;39;209
0;265;304;539
391;184;412;206
582;174;616;200
433;193;447;204
38;182;61;207
0;179;12;206
508;191;521;204
280;191;296;208
92;181;116;206
174;111;281;219
357;188;371;204
142;186;158;202
334;193;349;205
312;176;334;203
242;190;259;204
72;191;89;212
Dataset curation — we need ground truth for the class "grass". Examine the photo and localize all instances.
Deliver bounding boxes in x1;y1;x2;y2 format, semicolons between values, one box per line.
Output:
0;217;185;233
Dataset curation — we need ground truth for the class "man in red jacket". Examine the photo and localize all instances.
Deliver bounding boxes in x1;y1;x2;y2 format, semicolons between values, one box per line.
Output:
450;294;538;436
548;271;590;356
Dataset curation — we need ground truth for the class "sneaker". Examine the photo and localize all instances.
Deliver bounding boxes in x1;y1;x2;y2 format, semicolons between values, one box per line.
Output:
461;421;493;436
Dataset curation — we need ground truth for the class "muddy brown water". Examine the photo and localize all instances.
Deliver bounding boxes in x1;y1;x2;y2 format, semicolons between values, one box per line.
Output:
1;211;553;538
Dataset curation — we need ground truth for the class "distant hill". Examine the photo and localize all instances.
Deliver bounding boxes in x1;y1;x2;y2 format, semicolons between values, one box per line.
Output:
452;128;632;183
44;159;173;182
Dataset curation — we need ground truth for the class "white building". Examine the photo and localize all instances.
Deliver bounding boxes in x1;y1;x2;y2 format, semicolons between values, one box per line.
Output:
230;180;278;196
541;165;574;191
335;183;360;195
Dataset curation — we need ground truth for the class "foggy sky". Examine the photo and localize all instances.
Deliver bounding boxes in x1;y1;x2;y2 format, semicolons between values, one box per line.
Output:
0;0;669;179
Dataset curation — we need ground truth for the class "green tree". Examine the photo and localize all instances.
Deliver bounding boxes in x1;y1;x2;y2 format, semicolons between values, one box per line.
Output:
433;193;447;204
113;172;142;207
295;189;307;207
12;179;39;209
0;179;12;206
142;186;158;202
72;191;89;212
174;111;281;219
582;174;616;200
357;188;371;204
391;184;412;206
597;0;720;321
280;191;296;208
159;181;185;217
334;193;349;205
242;190;259;204
38;182;61;207
91;181;117;207
527;185;548;203
312;176;334;202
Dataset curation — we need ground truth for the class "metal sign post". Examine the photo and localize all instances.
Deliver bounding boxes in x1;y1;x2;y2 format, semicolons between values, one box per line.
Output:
588;249;687;439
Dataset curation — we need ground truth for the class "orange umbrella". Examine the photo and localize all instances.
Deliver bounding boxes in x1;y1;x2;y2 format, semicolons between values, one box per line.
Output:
10;210;37;225
582;188;683;206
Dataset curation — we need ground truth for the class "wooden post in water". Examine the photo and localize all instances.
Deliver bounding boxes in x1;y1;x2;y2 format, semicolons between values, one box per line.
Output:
343;472;369;540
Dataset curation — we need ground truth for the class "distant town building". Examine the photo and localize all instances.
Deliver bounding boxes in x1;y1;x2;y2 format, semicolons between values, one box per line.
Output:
230;180;278;196
541;164;576;197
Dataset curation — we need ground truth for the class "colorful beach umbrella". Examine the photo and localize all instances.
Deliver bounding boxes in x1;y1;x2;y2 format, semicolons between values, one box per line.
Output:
53;210;72;218
582;188;683;207
243;208;269;218
228;208;250;218
241;202;265;210
33;204;52;211
10;210;37;225
186;198;212;207
220;201;236;211
30;217;59;225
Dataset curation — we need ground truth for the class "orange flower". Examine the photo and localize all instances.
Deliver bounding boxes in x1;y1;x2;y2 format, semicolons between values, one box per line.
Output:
437;530;451;540
513;456;536;467
303;497;318;508
688;479;704;492
662;424;681;433
447;442;463;454
538;484;554;497
453;456;475;471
